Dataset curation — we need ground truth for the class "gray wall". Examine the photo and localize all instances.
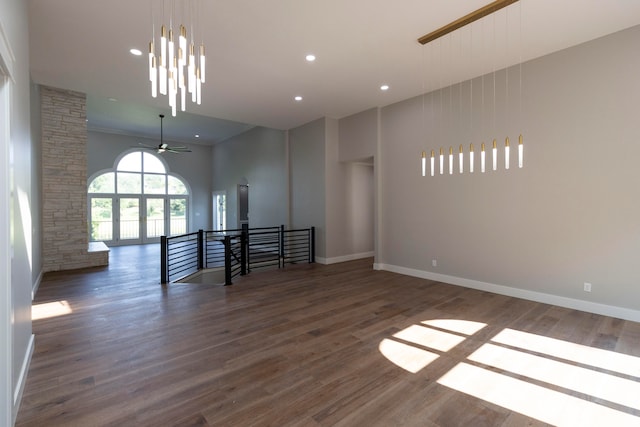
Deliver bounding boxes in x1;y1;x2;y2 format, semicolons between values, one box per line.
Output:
290;118;327;257
377;25;640;317
211;126;288;229
339;107;377;162
88;131;212;231
1;0;36;423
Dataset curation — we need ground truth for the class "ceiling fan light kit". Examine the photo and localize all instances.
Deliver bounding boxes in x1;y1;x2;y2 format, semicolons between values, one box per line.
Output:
139;114;192;154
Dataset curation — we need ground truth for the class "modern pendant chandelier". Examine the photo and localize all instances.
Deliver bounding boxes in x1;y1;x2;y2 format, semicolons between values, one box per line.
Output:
418;0;524;177
148;0;206;116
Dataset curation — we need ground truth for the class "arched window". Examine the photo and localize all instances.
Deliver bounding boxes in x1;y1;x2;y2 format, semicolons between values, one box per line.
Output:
88;151;190;244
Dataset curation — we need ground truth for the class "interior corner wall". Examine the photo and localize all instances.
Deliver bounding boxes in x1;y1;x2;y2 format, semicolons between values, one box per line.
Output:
289;118;326;258
211;126;287;229
378;25;640;319
323;118;348;260
1;0;35;422
30;80;42;290
41;86;103;271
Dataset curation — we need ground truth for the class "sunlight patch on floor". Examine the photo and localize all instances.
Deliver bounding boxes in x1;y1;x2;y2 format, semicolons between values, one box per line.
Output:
437;362;640;426
32;300;72;320
492;328;640;378
378;338;439;373
393;324;466;352
379;319;640;425
469;342;640;410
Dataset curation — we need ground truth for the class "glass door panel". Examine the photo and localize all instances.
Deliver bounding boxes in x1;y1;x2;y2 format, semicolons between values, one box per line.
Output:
89;197;113;242
145;197;165;240
119;197;140;241
169;198;187;236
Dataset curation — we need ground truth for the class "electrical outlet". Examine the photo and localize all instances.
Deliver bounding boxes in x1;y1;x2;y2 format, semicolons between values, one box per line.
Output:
583;282;592;292
432;259;437;267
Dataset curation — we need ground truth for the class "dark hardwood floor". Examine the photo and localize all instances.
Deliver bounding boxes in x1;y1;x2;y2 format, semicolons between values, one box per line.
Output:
15;245;640;426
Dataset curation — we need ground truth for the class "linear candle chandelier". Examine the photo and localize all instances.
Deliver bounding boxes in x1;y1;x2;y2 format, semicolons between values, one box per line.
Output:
149;0;206;116
418;0;524;177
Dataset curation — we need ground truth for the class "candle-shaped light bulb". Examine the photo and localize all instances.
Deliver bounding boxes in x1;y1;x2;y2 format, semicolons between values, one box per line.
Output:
149;41;155;81
430;150;435;177
160;25;167;68
449;146;454;175
492;139;497;171
439;148;444;175
459;145;464;174
481;142;486;173
179;25;187;66
421;151;426;177
505;137;510;170
469;143;474;173
199;44;206;83
168;29;175;73
150;55;157;98
518;134;524;168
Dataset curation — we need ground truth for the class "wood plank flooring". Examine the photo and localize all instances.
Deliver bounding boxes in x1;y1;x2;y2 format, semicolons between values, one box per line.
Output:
15;245;640;426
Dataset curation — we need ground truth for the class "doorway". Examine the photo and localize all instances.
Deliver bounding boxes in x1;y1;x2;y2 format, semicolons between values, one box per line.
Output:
212;191;226;231
238;184;249;229
89;195;188;245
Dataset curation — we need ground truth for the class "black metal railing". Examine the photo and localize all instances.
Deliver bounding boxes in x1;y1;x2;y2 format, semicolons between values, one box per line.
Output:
161;225;315;285
161;231;202;283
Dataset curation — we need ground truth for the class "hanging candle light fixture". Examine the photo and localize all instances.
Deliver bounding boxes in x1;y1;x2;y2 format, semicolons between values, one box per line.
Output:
149;1;206;116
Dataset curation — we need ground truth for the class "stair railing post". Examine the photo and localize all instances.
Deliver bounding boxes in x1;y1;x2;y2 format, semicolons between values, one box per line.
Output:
310;226;315;263
161;235;168;284
280;224;285;268
224;235;232;286
197;229;204;270
241;231;247;276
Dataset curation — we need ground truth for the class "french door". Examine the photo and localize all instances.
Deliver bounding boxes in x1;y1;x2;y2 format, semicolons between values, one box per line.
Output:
89;195;188;245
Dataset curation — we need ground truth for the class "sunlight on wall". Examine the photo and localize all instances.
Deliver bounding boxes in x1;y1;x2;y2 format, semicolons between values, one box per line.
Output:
32;300;72;320
18;187;33;270
379;319;640;425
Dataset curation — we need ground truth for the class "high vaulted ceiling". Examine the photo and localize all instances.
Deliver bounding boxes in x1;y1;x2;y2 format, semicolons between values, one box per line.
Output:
28;0;640;145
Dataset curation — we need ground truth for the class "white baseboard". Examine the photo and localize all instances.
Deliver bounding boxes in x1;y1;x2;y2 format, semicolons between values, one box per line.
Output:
32;270;43;300
377;263;640;323
317;251;374;265
13;334;34;423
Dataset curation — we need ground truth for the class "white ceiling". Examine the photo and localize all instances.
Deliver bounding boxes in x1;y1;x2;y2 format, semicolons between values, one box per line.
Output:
28;0;640;145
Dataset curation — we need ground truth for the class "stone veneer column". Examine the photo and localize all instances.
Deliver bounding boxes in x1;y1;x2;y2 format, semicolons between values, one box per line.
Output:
41;86;107;272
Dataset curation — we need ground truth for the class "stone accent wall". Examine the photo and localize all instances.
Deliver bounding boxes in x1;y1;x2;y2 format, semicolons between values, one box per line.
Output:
41;86;108;271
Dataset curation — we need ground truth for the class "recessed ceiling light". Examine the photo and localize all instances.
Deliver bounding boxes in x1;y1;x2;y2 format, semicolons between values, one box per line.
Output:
129;48;142;56
108;97;117;102
195;134;200;138
305;54;316;62
380;84;390;91
294;96;303;101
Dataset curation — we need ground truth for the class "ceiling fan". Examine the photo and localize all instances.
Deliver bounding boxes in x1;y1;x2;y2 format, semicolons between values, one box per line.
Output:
138;114;192;154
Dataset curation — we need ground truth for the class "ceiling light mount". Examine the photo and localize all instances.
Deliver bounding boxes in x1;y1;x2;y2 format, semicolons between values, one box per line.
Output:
418;0;519;45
